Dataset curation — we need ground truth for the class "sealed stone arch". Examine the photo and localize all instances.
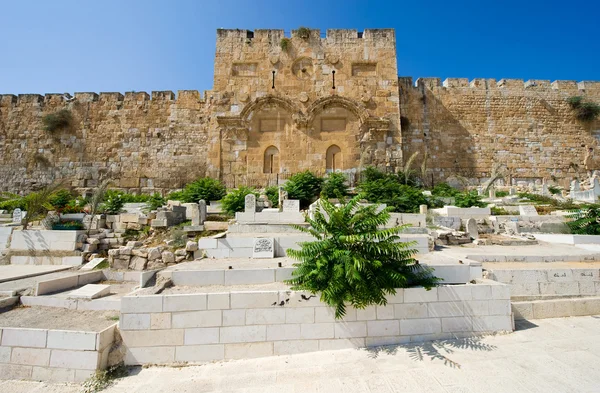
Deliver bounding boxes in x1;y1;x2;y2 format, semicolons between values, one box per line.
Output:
326;145;342;172
263;146;280;174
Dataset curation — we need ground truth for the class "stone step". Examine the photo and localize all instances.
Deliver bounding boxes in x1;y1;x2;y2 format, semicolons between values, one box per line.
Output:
512;296;600;320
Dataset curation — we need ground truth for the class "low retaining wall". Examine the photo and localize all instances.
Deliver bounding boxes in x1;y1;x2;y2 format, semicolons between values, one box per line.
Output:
10;230;85;252
0;324;116;382
512;297;600;320
119;280;512;365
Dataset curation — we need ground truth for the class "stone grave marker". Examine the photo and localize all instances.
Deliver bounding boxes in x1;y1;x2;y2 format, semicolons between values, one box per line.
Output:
245;194;256;213
466;218;479;239
489;187;496;199
282;199;300;212
12;208;22;224
252;237;275;258
199;200;207;224
82;257;107;271
519;205;538;216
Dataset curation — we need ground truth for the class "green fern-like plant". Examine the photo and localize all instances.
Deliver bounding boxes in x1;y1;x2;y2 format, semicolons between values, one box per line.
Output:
567;206;600;234
567;96;600;122
296;27;310;39
285;195;439;318
280;38;290;52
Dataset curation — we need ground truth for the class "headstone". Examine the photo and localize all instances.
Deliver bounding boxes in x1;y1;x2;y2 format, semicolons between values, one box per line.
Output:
509;187;516;196
419;204;428;214
519;205;539;216
199;200;207;224
465;218;479;239
189;203;201;226
488;187;496;199
278;186;288;209
541;181;549;196
571;180;580;193
12;208;22;224
252;237;275;258
282;199;300;212
476;186;483;196
244;194;256;213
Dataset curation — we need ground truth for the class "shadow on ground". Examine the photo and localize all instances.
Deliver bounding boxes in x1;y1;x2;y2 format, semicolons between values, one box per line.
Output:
364;336;498;368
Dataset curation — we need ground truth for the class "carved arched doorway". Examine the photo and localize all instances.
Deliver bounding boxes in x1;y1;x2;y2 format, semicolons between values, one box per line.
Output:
326;145;342;172
263;146;280;174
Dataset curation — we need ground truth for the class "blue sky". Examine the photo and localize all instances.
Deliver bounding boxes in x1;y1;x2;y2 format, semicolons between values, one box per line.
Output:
0;0;598;95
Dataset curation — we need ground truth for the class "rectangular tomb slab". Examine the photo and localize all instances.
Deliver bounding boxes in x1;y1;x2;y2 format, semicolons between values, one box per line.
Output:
67;284;111;300
253;238;275;259
519;205;538;216
81;258;107;271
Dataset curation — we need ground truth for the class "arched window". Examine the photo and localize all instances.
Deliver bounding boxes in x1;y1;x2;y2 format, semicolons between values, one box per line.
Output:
263;146;280;174
326;145;342;172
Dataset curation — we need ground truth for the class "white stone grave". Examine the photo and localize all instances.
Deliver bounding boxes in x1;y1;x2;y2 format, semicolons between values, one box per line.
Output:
81;257;107;271
519;205;539;216
67;284;111;300
466;218;479;239
282;199;300;212
245;194;256;213
12;208;22;224
252;237;275;258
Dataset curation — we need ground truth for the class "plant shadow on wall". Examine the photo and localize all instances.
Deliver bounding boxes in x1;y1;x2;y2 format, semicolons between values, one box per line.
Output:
400;80;478;184
364;336;497;368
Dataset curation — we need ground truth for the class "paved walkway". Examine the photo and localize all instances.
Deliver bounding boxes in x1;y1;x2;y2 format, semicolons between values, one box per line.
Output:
1;316;599;393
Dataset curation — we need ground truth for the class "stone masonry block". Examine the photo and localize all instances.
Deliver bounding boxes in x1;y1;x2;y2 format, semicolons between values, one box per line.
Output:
285;308;315;324
120;329;184;347
224;342;273;360
376;305;395;320
246;308;286;325
355;306;376;321
31;366;75;383
49;350;100;370
463;300;490;316
224;269;275;285
441;317;473;333
175;344;224;362
404;287;438;303
151;313;172;330
334;322;367;338
471;316;512;332
437;286;472;301
183;328;220;345
427;302;464;317
488;300;511;315
120;314;151;330
539;282;580;296
266;324;301;341
10;347;51;366
471;284;492;300
0;346;11;363
220;325;267;344
46;330;97;351
366;320;400;337
171;310;222;328
207;293;230;310
400;318;442;335
300;323;335;340
222;310;246;326
125;347;175;365
163;294;207;312
121;296;163;313
0;364;33;380
1;328;47;348
274;340;319;355
318;338;365;351
394;303;428;319
230;291;279;309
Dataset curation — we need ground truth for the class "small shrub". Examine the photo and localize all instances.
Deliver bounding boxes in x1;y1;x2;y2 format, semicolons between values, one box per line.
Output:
166;190;185;201
48;189;76;209
61;197;87;213
284;171;323;208
52;220;84;230
100;192;124;214
431;182;460;198
285;196;439;318
567;96;600;122
221;187;258;215
454;191;486;208
362;166;386;182
265;186;279;208
280;38;290;51
42;109;73;133
181;177;226;203
548;185;561;195
490;206;511;215
495;190;509;198
358;175;428;213
320;172;348;199
122;229;140;241
81;363;128;393
147;192;166;210
296;27;310;39
567;205;600;234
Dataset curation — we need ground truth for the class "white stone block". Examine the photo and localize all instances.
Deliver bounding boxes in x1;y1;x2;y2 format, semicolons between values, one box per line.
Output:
356;306;376;321
463;300;490;316
471;316;512;332
207;293;230;310
184;328;220;345
47;330;97;350
50;349;99;370
386;289;405;303
314;307;356;323
31;366;75;383
21;296;77;309
220;325;267;343
97;325;116;351
10;347;51;366
124;346;175;365
150;313;172;330
222;309;246;326
171;310;222;328
175;344;224;362
488;300;512;315
224;269;275;285
198;238;218;249
367;320;400;337
275;268;295;282
121;314;151;330
68;284;110;300
230;291;279;309
442;317;473;332
437;285;472;301
121;296;163;313
0;346;11;363
510;283;540;297
224;342;273;360
427;302;464;317
274;340;319;355
394;303;428;319
1;328;47;348
318;338;365;350
334;322;367;338
400;318;442;335
404;287;438;303
300;323;335;339
285;308;315;324
376;305;395;320
471;284;492;300
36;276;79;296
281;291;323;308
0;364;33;380
266;324;301;341
171;270;224;286
163;294;207;312
120;329;183;347
246;308;285;325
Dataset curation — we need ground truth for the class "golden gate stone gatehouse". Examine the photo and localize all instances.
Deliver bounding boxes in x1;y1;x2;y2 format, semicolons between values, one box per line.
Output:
0;28;599;193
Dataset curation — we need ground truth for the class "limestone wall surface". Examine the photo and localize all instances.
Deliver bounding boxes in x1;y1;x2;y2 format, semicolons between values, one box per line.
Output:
119;282;512;366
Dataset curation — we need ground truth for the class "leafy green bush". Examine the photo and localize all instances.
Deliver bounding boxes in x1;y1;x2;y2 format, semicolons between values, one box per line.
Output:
61;197;87;213
42;109;73;133
147;193;166;210
181;177;226;203
490;206;511;215
431;182;460;197
49;189;76;209
100;192;124;214
362;166;386;182
283;171;323;208
548;185;562;195
495;190;509;198
568;96;600;122
296;26;310;39
0;193;28;212
52;220;84;230
286;196;439;318
358;175;428;213
221;187;258;215
567;206;600;234
265;186;279;208
454;191;486;208
166;190;185;201
320;172;348;199
280;38;290;51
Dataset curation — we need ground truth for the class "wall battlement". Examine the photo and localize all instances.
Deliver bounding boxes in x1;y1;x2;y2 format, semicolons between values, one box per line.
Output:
216;28;395;42
406;77;600;93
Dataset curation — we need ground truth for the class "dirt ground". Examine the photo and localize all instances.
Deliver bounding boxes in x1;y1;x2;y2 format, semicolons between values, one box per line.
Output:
159;282;291;294
0;306;118;331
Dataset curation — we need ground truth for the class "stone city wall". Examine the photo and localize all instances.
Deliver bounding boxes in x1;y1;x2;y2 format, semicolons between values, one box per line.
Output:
119;282;512;366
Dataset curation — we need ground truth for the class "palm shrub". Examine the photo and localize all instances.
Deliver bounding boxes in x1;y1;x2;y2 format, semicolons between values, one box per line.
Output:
286;196;439;318
283;170;323;208
320;172;348;199
221;187;258;215
567;206;600;234
181;177;226;203
454;191;486;208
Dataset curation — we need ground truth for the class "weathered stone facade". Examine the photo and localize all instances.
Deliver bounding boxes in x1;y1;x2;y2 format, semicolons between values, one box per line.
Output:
0;28;599;193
